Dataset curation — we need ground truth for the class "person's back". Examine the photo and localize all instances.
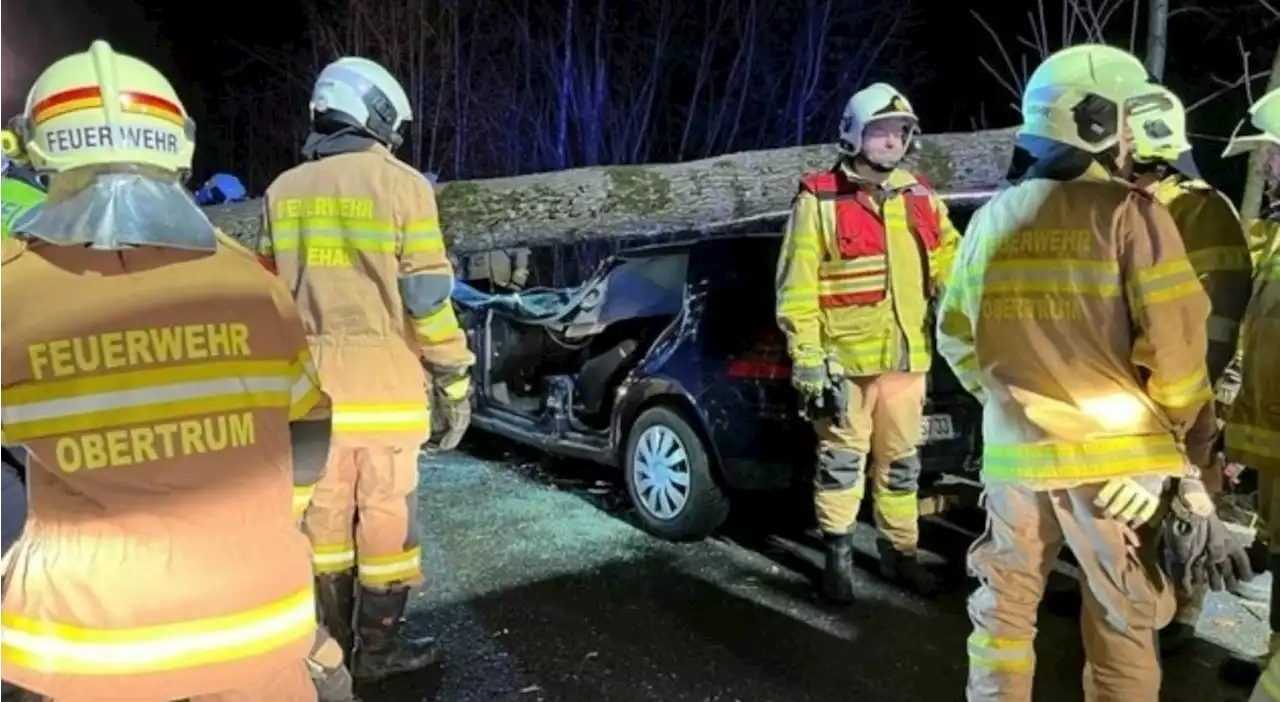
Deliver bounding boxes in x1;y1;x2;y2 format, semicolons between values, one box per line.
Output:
262;56;475;681
1;236;319;699
941;46;1250;702
0;39;325;701
264;145;432;440
954;167;1208;484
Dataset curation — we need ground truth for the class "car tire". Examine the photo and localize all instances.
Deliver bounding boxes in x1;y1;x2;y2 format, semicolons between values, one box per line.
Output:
623;405;729;542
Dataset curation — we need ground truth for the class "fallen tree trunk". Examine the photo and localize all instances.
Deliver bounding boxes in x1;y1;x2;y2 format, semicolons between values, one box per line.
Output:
205;127;1018;255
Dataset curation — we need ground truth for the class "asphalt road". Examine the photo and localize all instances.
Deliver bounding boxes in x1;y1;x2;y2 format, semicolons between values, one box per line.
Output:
357;440;1270;702
0;440;1259;696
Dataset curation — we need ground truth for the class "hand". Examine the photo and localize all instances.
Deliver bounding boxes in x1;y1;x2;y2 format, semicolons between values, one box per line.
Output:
791;362;828;403
1223;461;1245;487
1095;476;1165;527
427;372;472;453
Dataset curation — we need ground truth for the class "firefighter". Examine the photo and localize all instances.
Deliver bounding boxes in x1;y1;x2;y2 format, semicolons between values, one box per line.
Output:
259;56;476;681
0;40;330;701
1222;86;1280;690
936;44;1250;700
776;82;962;601
1226;88;1280;270
1124;84;1254;652
1;127;47;238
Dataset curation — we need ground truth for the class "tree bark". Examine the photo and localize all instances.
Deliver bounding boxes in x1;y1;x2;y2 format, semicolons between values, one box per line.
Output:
1239;43;1280;224
204;127;1019;255
1144;0;1169;81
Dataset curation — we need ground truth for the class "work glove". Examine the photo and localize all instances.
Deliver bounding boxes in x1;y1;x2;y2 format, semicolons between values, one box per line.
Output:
791;360;828;403
1162;477;1255;593
1094;475;1165;528
426;370;472;453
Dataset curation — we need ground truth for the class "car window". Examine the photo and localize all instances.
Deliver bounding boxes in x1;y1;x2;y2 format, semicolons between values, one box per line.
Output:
695;238;785;356
946;202;981;234
597;253;688;324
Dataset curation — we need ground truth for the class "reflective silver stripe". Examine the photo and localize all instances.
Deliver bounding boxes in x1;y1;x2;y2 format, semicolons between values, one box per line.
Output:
331;409;430;427
2;376;292;424
291;359;320;405
0;591;315;671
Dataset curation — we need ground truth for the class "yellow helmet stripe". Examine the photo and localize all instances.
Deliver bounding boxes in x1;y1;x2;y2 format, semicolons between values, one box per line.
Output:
32;86;104;125
32;86;186;127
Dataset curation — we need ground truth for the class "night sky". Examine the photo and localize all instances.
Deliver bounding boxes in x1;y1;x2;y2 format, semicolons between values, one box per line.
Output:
2;0;1276;194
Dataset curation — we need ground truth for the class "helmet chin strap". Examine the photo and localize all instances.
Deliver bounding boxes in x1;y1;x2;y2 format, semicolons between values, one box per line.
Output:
1095;145;1123;176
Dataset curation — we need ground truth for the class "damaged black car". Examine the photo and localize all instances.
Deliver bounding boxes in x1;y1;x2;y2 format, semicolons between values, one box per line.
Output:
453;191;993;542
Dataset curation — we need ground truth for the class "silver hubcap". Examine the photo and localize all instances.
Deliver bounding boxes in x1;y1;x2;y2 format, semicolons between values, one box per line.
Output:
631;425;691;520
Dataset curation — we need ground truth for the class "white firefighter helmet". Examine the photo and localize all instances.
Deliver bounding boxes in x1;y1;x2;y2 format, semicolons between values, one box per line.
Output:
1019;44;1155;153
838;83;919;156
20;40;196;174
311;57;413;148
1128;85;1191;164
1222;87;1280;158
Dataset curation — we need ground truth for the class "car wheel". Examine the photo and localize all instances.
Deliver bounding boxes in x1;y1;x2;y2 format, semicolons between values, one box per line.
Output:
623;405;729;542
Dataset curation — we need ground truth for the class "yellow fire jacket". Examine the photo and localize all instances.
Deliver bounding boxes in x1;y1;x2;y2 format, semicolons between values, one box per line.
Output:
1226;214;1280;472
775;165;961;375
936;163;1212;487
261;144;475;447
1150;175;1252;381
1247;206;1280;271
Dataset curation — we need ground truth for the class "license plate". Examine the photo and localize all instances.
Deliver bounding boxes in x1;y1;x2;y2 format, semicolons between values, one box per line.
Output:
919;414;957;444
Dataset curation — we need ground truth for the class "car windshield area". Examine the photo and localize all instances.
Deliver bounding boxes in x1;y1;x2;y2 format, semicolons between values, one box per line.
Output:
591;252;688;326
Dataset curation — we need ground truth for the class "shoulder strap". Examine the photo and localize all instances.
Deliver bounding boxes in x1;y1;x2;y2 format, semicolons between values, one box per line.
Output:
798;170;840;196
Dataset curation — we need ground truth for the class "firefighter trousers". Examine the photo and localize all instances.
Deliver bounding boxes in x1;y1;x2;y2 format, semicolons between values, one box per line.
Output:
304;444;424;589
24;662;316;701
812;371;926;551
965;482;1174;702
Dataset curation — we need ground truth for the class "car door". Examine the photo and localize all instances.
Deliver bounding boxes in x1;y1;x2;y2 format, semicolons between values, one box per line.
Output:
691;237;814;489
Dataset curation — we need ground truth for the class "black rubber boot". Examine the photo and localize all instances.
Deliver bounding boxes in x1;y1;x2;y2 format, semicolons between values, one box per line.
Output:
877;538;940;596
315;572;357;661
352;586;441;682
820;532;857;603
